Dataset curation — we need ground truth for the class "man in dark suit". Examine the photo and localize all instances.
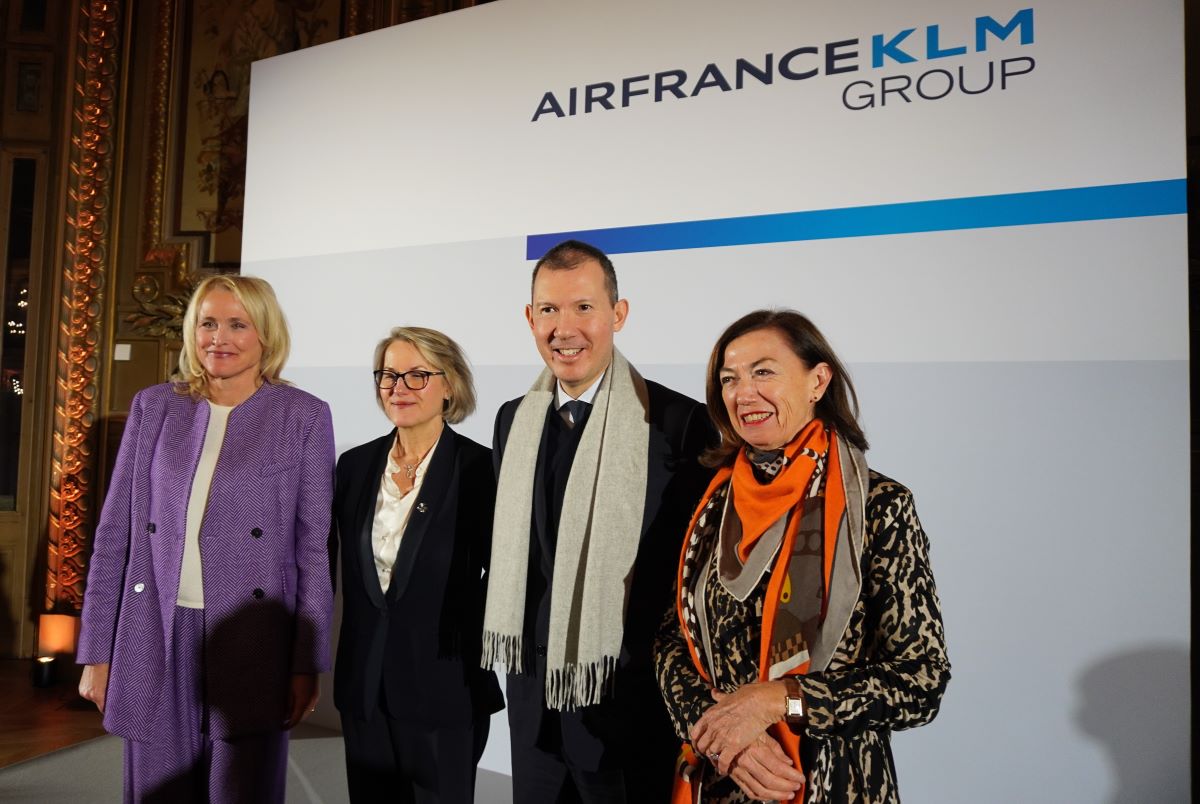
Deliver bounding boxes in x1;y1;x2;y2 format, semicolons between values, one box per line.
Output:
483;240;712;803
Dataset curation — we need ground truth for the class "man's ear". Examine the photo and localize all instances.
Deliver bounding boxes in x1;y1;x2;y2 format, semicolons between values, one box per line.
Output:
612;298;629;332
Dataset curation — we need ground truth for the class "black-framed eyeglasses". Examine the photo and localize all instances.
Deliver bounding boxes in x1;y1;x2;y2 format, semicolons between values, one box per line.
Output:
373;369;445;391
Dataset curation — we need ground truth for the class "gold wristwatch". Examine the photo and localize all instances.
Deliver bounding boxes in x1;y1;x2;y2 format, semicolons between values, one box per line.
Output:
783;677;806;725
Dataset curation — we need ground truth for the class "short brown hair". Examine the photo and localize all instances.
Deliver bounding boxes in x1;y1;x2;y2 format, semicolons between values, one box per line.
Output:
372;326;476;424
531;239;618;304
703;309;868;467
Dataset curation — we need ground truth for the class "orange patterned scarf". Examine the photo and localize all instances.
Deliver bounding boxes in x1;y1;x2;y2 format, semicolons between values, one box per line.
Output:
672;420;847;804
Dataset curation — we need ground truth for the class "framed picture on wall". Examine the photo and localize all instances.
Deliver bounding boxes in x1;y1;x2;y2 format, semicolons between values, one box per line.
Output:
165;0;342;268
5;1;59;45
2;50;53;141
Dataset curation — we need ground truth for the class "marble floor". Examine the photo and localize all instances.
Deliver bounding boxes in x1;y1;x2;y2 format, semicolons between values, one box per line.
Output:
0;659;514;802
0;726;514;802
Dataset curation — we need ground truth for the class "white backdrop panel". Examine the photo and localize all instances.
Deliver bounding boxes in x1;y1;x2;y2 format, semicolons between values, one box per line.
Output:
244;0;1183;262
243;1;1189;801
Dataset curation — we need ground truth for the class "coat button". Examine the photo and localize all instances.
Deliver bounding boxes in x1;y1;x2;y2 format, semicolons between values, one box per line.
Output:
535;644;547;656
133;583;145;593
252;588;264;599
251;528;263;538
146;523;156;533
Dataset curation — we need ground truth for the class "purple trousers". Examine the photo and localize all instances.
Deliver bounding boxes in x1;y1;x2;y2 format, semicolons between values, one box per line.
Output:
122;606;288;803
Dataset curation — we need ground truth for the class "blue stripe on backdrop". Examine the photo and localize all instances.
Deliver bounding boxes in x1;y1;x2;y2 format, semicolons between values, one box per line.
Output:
525;179;1187;258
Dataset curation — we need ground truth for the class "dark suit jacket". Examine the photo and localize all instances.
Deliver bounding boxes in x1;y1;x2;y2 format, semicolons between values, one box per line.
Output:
333;425;503;727
494;378;713;772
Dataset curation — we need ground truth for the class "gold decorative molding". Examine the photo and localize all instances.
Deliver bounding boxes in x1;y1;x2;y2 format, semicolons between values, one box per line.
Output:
141;0;185;275
141;0;343;275
46;0;123;613
131;273;161;304
345;0;375;36
125;275;197;340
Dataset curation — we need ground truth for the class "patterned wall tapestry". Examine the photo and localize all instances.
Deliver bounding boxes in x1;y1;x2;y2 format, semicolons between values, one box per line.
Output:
180;0;341;266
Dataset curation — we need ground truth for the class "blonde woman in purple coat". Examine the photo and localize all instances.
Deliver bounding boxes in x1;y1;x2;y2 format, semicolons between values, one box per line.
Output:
77;275;335;802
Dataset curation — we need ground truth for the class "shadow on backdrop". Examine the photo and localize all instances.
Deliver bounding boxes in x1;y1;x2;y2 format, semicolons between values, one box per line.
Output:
1075;644;1189;804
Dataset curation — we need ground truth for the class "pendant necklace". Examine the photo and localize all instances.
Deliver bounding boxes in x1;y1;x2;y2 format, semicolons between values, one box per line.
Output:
392;437;435;488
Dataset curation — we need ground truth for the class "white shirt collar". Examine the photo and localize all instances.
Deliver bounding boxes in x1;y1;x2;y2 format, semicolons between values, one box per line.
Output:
555;370;605;409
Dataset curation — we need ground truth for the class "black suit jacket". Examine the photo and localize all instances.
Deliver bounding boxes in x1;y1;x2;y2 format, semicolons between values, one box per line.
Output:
333;425;504;727
493;378;713;772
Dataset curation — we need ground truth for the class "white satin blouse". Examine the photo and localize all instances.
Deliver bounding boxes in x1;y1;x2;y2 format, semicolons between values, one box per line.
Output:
371;438;438;594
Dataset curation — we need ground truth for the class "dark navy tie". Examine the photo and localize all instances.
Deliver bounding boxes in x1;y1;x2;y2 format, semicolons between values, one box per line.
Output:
561;400;589;429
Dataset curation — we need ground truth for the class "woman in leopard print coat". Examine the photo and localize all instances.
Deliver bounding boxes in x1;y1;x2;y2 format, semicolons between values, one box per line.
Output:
654;310;949;804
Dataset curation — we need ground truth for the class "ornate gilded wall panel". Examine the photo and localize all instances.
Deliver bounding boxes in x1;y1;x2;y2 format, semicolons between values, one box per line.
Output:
144;0;342;279
46;0;124;613
130;0;344;344
345;0;376;35
141;0;183;273
49;0;494;616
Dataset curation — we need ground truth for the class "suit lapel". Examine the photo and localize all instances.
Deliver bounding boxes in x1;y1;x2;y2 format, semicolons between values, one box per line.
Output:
385;425;457;605
356;433;392;610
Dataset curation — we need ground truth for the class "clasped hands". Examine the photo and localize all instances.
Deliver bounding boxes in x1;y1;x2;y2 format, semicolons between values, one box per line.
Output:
689;682;805;802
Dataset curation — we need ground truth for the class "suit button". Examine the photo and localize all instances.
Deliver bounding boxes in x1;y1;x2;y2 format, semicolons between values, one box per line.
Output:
535;644;547;656
133;583;145;593
252;588;264;599
146;523;156;534
251;528;263;538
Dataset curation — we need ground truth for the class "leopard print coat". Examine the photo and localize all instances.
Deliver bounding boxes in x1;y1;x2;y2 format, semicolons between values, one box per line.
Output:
654;471;950;803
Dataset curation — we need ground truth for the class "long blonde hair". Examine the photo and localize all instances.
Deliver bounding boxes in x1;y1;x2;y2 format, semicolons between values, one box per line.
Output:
174;274;291;398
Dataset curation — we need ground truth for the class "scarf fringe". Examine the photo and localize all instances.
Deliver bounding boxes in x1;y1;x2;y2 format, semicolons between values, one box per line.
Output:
481;631;525;675
484;349;649;713
544;655;617;711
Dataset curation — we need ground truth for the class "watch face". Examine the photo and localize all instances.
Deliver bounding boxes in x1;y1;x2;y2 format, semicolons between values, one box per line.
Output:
787;698;804;718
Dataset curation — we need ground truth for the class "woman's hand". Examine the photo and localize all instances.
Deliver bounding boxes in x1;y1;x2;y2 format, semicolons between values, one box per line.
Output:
79;663;110;713
284;673;319;729
690;681;787;775
728;733;806;801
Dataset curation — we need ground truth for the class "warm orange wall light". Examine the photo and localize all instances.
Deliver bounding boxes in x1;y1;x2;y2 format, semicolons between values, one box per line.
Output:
37;614;79;655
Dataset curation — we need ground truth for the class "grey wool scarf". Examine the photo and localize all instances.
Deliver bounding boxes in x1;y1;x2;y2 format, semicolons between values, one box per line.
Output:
482;349;650;710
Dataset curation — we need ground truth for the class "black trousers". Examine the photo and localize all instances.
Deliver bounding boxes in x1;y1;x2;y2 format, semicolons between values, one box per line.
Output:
509;707;676;804
341;709;490;804
512;740;626;804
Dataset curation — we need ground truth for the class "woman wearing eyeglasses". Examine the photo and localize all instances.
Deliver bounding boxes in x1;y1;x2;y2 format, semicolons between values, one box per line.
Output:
332;326;503;803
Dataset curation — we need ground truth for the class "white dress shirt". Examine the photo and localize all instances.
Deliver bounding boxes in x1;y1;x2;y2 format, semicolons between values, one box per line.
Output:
555;371;605;426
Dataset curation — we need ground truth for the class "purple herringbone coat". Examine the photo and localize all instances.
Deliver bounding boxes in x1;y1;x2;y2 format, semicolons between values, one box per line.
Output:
77;381;335;741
